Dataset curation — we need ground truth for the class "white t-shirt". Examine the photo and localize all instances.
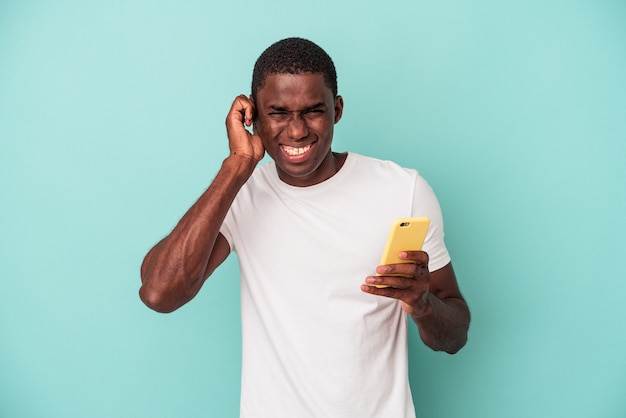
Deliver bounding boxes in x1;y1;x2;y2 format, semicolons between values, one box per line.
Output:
220;152;450;418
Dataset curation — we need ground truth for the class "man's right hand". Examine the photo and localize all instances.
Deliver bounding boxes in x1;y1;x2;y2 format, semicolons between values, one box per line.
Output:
225;94;265;165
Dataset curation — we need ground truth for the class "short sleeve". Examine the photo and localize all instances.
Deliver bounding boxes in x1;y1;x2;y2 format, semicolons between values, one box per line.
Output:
411;174;451;272
219;208;235;252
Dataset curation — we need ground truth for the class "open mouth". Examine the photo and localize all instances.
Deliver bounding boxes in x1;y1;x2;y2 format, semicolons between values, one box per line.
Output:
281;143;313;159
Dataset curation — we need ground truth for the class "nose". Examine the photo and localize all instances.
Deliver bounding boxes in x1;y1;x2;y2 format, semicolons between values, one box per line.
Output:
287;114;308;140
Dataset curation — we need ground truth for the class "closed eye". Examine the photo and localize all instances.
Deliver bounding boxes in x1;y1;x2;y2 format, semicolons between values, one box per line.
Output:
268;111;289;119
303;106;326;117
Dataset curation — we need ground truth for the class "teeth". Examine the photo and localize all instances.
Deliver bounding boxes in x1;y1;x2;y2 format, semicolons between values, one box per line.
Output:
283;144;311;156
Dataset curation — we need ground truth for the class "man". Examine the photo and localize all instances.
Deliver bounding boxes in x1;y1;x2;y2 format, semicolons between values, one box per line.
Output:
140;37;470;417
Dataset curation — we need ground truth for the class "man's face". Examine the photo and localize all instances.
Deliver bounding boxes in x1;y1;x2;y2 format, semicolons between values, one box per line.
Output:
253;73;343;187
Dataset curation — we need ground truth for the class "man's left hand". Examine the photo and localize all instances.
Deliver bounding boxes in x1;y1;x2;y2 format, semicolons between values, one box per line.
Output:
361;250;433;318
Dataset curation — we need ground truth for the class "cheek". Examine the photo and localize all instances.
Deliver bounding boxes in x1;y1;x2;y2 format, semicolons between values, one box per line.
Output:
314;119;334;137
257;125;281;151
260;136;273;151
256;119;280;139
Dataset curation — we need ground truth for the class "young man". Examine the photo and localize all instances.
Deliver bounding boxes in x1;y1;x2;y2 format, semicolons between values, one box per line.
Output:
140;37;470;418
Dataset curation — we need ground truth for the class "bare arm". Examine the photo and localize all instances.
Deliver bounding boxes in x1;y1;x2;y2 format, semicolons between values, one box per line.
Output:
362;254;470;354
409;262;470;353
139;95;264;313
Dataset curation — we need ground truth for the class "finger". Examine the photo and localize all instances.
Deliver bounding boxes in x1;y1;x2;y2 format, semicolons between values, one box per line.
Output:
252;119;259;136
361;283;399;298
247;95;257;127
229;95;253;124
365;275;413;290
376;261;425;279
362;277;430;309
361;284;420;304
243;102;255;127
227;101;245;129
378;263;430;284
235;95;255;127
398;250;429;266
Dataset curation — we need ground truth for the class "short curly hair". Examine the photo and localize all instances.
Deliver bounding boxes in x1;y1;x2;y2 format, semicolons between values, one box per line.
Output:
251;37;338;98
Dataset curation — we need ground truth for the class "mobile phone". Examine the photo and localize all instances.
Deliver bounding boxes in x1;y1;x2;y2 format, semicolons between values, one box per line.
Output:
376;217;430;284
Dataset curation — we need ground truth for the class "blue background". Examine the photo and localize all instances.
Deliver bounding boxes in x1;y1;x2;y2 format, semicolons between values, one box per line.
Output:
1;1;625;417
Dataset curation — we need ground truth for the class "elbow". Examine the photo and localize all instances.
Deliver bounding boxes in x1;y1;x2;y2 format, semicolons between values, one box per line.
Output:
139;283;180;314
138;250;207;313
444;315;471;354
139;268;198;313
444;333;468;355
139;253;183;313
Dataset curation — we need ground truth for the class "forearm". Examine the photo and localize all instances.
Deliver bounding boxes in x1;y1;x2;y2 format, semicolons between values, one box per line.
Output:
412;295;470;354
139;156;254;312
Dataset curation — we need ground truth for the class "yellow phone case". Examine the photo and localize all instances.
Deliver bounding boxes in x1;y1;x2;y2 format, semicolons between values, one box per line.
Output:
376;217;430;282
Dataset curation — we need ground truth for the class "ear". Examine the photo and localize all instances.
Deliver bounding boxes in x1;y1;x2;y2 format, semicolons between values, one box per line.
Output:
334;95;344;124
